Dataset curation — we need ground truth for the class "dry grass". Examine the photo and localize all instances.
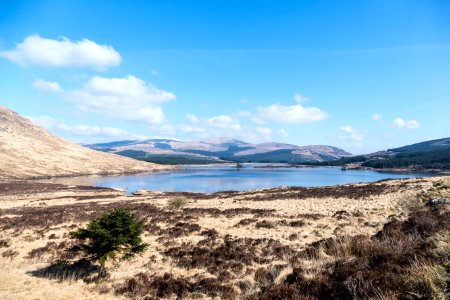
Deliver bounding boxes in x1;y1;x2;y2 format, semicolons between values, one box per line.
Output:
253;206;449;300
0;176;448;299
404;261;447;300
166;196;188;210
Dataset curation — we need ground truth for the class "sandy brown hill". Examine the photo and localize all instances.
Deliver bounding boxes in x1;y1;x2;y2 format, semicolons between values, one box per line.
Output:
0;106;172;179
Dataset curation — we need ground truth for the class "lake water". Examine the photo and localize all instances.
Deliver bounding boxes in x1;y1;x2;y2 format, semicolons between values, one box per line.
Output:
48;164;430;194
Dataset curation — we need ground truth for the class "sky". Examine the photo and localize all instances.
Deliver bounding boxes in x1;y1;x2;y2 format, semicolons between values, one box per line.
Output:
1;0;450;154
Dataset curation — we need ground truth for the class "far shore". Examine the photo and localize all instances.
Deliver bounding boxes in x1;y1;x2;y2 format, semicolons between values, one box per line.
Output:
254;163;450;175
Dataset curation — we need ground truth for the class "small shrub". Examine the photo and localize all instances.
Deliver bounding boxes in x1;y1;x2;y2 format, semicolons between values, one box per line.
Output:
255;220;276;229
0;239;9;248
289;220;305;227
27;241;71;261
200;228;219;238
2;249;18;259
69;208;148;277
235;218;256;227
288;233;298;241
166;197;187;210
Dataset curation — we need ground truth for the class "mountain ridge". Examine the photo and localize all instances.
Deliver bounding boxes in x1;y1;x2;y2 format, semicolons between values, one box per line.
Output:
86;138;352;164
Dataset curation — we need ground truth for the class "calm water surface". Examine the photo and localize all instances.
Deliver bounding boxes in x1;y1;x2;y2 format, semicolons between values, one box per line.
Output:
50;164;430;194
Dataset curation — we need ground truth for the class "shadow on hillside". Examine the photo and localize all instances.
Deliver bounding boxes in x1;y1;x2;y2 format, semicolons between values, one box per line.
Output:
27;259;100;282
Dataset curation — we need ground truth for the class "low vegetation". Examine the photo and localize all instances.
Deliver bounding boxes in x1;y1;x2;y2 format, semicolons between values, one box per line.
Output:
68;208;148;277
305;148;450;170
166;196;188;210
115;150;224;165
0;178;448;299
253;207;449;300
362;148;450;170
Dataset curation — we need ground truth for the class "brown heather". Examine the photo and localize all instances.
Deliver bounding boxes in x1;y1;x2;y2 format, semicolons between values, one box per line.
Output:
0;177;448;299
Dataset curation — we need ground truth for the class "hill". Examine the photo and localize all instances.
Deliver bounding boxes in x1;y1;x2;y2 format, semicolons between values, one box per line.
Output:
0;106;171;179
388;137;450;153
361;148;450;170
86;138;352;164
306;137;450;171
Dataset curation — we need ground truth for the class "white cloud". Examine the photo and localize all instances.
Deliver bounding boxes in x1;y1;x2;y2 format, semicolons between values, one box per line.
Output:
80;75;174;103
339;126;354;133
393;118;420;129
179;125;206;133
336;132;364;141
236;111;252;118
337;126;364;141
256;104;327;124
0;34;121;69
206;115;242;130
372;113;383;121
26;115;57;129
27;115;147;141
32;79;63;93
294;93;310;103
277;129;288;138
256;127;272;136
166;113;276;142
186;113;199;123
39;75;176;124
56;123;129;137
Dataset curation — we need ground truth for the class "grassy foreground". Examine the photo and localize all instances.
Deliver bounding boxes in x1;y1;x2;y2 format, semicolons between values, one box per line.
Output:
0;177;448;299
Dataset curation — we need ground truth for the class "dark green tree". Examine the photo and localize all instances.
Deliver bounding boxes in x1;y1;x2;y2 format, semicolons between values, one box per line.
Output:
69;208;148;277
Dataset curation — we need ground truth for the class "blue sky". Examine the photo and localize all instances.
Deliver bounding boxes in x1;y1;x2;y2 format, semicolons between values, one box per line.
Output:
1;0;449;153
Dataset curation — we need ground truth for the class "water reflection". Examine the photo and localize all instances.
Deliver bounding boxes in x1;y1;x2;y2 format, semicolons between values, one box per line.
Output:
45;164;429;194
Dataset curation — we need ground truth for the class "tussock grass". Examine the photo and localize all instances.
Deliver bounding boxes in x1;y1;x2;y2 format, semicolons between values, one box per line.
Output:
253;206;449;300
166;197;187;210
404;260;447;300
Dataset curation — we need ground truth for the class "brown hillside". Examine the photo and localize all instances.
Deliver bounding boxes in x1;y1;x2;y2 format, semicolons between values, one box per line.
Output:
0;106;172;179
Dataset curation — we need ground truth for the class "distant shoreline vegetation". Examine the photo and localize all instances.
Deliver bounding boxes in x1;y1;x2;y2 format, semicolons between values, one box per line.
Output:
302;147;450;171
115;147;450;170
115;150;224;165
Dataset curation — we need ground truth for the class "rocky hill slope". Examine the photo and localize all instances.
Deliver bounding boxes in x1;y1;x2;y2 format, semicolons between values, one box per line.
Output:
0;106;171;179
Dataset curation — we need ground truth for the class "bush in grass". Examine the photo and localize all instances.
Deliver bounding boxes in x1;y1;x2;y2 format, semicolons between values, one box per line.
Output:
166;197;187;210
69;208;148;277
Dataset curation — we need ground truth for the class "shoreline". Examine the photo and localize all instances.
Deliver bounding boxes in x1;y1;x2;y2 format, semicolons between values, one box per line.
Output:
255;163;450;175
0;165;179;181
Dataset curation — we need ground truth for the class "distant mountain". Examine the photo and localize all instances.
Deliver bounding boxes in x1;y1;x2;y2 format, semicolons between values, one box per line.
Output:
0;106;170;179
85;138;352;164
